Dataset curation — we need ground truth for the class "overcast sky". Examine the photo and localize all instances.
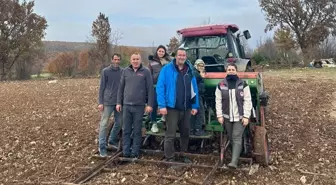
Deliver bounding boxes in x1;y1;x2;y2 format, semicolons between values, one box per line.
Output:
34;0;274;49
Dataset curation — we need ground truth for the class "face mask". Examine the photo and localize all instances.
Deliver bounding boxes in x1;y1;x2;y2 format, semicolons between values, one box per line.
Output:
226;74;238;80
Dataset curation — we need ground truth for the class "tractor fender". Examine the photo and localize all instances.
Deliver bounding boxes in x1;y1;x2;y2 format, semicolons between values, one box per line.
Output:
235;58;253;72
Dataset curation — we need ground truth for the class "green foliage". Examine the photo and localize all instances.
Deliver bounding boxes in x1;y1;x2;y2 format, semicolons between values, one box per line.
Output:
120;54;130;68
0;0;48;80
252;52;266;65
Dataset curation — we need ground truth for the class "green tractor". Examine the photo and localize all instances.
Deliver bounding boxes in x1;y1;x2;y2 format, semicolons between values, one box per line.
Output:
142;24;270;168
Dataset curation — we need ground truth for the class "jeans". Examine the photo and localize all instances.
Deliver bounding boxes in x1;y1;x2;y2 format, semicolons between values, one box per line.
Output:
122;105;145;157
150;87;158;122
164;108;191;159
98;105;121;155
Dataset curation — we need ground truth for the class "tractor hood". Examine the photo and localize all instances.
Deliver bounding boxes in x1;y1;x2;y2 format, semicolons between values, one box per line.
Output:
203;72;262;97
204;72;259;79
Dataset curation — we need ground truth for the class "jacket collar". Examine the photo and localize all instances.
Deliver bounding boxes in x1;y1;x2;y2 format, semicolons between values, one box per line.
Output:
108;64;121;70
172;58;193;71
127;63;143;71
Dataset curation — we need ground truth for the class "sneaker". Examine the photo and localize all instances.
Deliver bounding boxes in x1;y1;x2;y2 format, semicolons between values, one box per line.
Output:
151;123;159;133
181;156;192;164
163;157;175;162
98;148;108;157
195;129;205;136
100;153;108;158
130;154;139;159
106;144;118;150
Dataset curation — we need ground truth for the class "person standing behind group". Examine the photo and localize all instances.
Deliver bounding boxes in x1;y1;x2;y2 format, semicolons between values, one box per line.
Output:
156;48;199;163
97;53;123;157
116;52;154;158
190;59;206;136
147;45;171;133
215;63;252;168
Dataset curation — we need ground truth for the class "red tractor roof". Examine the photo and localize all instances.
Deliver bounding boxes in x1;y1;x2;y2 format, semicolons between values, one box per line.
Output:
177;24;239;37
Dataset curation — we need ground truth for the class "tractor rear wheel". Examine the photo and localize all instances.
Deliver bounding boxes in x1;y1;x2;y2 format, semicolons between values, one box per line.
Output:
245;62;254;72
253;126;270;166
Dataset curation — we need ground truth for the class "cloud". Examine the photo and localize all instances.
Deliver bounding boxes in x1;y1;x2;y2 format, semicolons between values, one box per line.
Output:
34;0;272;48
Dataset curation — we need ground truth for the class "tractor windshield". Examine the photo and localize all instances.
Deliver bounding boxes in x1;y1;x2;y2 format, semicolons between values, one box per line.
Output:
179;35;229;64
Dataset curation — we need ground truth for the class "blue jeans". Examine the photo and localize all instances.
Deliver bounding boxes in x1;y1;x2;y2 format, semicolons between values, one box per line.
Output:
98;105;121;154
150;87;158;122
122;105;145;157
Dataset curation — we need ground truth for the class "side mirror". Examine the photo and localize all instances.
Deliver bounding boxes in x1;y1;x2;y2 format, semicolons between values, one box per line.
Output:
243;30;251;40
148;55;154;61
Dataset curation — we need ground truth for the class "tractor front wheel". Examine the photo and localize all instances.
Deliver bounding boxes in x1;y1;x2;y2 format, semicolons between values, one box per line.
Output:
253;126;270;166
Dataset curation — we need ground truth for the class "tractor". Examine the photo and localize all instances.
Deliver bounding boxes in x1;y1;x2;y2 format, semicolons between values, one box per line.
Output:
141;24;270;169
176;24;254;72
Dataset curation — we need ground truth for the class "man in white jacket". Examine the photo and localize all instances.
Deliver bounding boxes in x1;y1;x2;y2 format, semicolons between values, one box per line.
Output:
215;63;252;168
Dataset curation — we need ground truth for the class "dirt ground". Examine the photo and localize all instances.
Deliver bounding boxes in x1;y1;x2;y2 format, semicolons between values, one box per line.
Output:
0;68;335;185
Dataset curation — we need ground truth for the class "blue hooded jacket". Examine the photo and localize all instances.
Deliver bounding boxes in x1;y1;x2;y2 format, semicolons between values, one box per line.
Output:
156;59;199;110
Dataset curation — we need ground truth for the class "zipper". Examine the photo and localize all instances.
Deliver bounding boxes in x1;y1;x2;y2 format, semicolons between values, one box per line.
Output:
131;68;135;106
184;74;187;110
184;67;190;110
230;89;234;122
173;68;177;108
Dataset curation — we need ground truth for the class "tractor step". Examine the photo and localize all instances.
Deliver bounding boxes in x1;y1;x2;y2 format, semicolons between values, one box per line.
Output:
145;131;213;139
139;149;253;165
118;157;250;171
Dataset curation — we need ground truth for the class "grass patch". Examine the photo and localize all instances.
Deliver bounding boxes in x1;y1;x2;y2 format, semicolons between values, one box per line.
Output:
31;73;53;79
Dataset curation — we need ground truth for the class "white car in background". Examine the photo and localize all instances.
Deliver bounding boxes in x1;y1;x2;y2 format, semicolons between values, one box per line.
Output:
310;58;336;68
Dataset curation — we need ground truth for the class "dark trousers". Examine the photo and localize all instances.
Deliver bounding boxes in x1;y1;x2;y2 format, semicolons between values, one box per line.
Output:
224;119;244;164
190;96;205;131
122;105;145;157
164;108;191;159
150;87;158;122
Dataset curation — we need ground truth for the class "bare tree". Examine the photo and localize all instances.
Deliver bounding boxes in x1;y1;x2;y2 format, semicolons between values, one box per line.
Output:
201;17;212;25
316;36;336;59
167;36;180;54
110;29;123;54
0;0;48;80
256;37;279;63
259;0;336;65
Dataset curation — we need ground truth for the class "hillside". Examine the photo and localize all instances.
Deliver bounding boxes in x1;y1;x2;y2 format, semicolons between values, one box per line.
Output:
42;41;156;55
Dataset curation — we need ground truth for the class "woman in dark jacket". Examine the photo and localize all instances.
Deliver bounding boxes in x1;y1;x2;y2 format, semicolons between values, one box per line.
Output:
148;45;171;133
190;59;206;136
215;63;253;168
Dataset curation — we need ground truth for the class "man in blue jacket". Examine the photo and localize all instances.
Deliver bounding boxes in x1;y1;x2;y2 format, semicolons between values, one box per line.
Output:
156;48;199;163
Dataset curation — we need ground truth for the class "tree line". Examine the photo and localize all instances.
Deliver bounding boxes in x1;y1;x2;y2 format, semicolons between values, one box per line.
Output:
1;0;335;80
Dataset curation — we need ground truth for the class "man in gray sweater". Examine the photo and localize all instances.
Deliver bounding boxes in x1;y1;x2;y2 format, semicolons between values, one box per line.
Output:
97;53;123;157
116;52;154;158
